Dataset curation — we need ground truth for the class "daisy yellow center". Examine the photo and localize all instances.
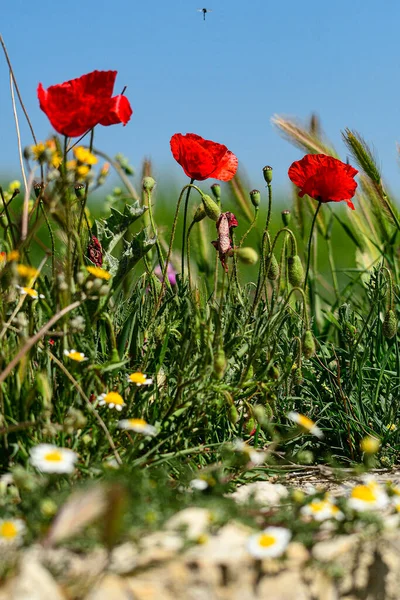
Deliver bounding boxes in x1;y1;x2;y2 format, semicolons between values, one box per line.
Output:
258;534;277;548
298;415;315;430
0;521;18;539
44;450;63;462
68;351;85;362
351;485;376;503
129;373;147;384
128;418;147;427
310;501;325;512
86;266;112;280
104;392;124;405
23;287;38;298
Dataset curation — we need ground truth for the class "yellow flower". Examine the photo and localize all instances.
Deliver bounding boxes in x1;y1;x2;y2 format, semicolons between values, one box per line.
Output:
127;372;153;386
63;349;88;362
16;264;40;279
9;180;21;192
51;152;62;169
287;411;323;439
66;160;77;171
86;266;112;280
7;250;20;261
360;435;380;454
0;518;25;546
387;424;397;432
77;165;90;178
74;146;98;165
97;392;125;411
31;142;46;161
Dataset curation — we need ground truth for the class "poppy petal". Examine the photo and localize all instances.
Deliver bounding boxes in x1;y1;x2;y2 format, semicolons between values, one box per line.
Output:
99;95;133;126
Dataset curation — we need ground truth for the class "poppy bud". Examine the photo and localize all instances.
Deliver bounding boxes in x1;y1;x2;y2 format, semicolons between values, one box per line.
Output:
267;254;279;280
302;330;316;359
293;367;304;386
202;194;221;222
74;183;85;198
142;176;156;192
237;247;258;265
210;183;221;202
262;165;273;185
383;310;397;339
33;182;44;198
214;348;227;379
268;363;280;380
288;255;304;287
193;203;206;223
281;209;291;226
249;189;261;208
228;405;239;424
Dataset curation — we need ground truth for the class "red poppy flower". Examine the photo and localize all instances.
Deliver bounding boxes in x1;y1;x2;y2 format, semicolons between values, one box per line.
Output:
170;133;238;181
288;154;358;210
38;70;133;137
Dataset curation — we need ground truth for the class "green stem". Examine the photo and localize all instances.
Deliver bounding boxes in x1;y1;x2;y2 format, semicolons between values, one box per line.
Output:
239;209;258;246
181;178;195;277
304;201;322;291
326;237;339;301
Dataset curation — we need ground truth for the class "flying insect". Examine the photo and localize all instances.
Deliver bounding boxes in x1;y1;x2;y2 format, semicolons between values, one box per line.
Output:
197;8;212;21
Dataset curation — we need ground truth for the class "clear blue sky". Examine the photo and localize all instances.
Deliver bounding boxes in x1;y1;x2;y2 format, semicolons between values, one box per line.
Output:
1;0;400;196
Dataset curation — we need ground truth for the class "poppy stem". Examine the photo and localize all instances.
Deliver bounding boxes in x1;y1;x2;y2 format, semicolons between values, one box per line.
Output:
304;200;322;291
181;179;194;277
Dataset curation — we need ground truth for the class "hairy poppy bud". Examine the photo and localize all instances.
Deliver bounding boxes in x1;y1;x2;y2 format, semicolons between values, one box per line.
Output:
142;176;156;192
74;183;85;198
237;247;258;265
383;309;397;339
228;405;239;424
193;203;206;223
210;183;221;202
267;254;279;280
302;330;316;359
202;194;221;222
263;165;273;185
214;348;227;379
293;367;304;386
281;209;291;226
288;255;304;287
268;363;280;380
249;189;261;208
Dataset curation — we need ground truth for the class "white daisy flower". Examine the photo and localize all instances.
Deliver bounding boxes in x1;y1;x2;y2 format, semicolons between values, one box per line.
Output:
126;372;153;386
30;444;77;474
97;392;125;411
0;518;26;546
348;478;389;512
16;285;44;299
301;498;344;521
247;527;291;559
232;439;266;465
190;478;209;491
118;418;156;436
63;349;88;362
287;411;323;439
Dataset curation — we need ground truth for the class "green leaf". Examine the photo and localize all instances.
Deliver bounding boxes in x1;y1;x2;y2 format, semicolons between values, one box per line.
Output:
112;229;157;290
93;202;147;253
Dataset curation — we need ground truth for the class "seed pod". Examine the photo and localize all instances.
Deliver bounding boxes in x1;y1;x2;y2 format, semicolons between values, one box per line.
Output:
281;209;291;226
266;254;279;280
262;165;273;184
288;255;304;287
383;309;397;339
237;247;258;265
249;189;261;208
228;405;239;424
74;183;85;198
302;330;316;359
202;194;221;222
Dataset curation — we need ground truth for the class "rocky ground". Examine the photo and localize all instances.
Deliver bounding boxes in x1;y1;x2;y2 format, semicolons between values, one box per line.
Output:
2;469;400;600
